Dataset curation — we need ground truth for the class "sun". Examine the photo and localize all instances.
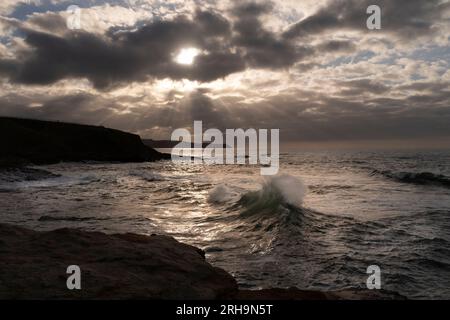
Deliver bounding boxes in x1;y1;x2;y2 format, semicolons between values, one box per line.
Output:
174;48;200;65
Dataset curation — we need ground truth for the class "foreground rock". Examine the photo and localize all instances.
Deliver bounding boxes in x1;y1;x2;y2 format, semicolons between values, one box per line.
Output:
0;117;169;167
0;224;404;300
0;223;236;299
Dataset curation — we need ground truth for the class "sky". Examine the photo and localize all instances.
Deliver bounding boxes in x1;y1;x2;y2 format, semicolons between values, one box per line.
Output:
0;0;449;148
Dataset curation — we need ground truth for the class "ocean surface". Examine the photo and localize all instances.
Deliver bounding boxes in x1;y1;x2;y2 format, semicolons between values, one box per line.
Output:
1;149;450;299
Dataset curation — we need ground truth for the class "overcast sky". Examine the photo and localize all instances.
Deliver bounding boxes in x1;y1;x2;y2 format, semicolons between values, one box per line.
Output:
0;0;449;147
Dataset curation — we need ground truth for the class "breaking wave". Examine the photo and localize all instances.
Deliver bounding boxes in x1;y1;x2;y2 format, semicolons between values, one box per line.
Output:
371;170;450;188
238;174;308;209
228;174;314;233
129;170;164;182
0;167;99;189
0;167;61;183
207;174;311;230
207;184;238;204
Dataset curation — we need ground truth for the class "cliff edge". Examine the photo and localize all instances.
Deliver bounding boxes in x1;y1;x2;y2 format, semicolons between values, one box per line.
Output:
0;117;168;166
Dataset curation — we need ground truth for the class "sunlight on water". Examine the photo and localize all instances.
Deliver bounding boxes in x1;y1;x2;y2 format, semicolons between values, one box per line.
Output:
1;150;450;298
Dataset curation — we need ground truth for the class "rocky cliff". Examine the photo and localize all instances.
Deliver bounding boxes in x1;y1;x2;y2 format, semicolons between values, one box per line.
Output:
0;117;169;166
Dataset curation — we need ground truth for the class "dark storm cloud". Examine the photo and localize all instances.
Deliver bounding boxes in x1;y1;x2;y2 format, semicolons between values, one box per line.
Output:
0;59;19;76
284;0;448;39
231;2;312;69
0;2;336;89
0;0;448;145
0;9;246;89
0;0;447;90
8;0;437;89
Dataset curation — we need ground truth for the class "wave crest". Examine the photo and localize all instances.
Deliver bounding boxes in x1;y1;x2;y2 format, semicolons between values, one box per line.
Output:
0;167;60;183
129;170;164;182
371;170;450;188
237;174;308;218
207;184;238;204
252;174;307;206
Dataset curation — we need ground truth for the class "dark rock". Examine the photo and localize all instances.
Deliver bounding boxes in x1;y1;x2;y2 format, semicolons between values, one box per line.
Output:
0;117;170;167
204;246;224;253
0;223;237;299
0;223;406;300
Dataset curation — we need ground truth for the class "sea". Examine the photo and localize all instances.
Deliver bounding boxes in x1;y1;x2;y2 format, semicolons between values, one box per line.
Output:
1;149;450;299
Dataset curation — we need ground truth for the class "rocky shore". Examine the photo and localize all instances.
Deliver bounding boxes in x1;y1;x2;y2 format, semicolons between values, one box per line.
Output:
0;223;404;300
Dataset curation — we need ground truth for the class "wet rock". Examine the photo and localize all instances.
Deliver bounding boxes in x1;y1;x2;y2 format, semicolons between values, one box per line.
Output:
0;224;405;300
0;223;237;299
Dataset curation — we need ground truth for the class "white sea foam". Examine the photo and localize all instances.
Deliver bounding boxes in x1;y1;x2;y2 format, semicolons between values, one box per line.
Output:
129;170;164;182
261;174;308;207
207;184;237;204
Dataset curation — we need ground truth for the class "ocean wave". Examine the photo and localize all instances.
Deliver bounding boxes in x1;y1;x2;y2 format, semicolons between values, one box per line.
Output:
0;168;99;189
207;184;239;204
128;170;165;182
309;184;354;195
406;257;450;270
0;167;61;183
370;170;450;188
238;174;308;211
38;215;108;222
227;174;315;234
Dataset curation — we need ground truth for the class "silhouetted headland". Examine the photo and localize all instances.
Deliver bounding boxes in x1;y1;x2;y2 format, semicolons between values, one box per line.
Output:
0;117;169;167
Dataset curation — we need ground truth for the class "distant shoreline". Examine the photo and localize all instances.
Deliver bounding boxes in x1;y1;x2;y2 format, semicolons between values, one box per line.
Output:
143;139;229;149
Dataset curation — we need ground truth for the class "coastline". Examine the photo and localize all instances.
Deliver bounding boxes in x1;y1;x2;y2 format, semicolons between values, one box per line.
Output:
0;117;170;167
0;223;404;300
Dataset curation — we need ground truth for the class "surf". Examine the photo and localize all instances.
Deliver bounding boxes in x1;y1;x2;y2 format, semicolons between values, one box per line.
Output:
237;174;308;216
207;174;315;235
370;170;450;188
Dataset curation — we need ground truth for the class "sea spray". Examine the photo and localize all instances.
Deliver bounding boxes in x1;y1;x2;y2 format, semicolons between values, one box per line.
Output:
208;174;308;208
235;174;309;222
261;174;308;207
207;184;238;204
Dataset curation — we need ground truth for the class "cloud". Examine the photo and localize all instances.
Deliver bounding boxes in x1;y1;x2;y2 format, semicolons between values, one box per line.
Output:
284;0;449;40
0;2;341;89
2;81;449;143
231;1;312;69
0;0;449;145
0;9;244;89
